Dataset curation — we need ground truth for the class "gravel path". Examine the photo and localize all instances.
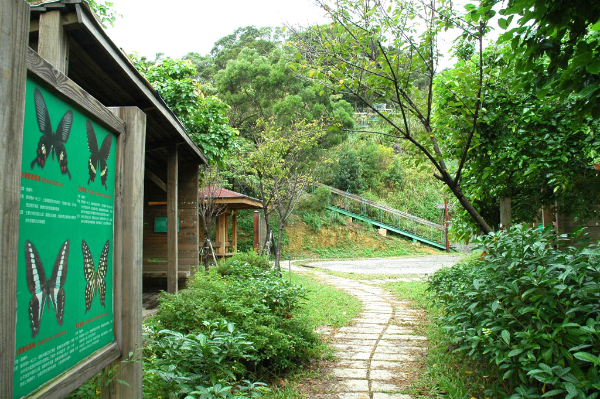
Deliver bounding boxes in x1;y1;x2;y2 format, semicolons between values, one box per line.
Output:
291;256;462;398
300;254;464;275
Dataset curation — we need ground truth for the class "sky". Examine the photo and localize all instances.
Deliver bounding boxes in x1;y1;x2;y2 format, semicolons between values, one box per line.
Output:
105;0;330;59
103;0;483;69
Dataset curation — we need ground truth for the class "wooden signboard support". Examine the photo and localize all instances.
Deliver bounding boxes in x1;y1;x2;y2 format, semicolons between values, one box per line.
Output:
0;0;30;396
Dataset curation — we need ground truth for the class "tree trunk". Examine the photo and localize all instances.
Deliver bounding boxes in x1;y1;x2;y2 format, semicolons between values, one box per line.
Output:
274;221;284;271
447;180;493;234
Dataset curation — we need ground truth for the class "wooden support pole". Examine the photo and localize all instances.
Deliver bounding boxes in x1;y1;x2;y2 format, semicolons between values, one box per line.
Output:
253;210;260;252
167;145;178;293
500;197;511;229
216;214;226;255
0;0;29;395
444;200;450;253
105;107;146;399
37;10;69;74
232;211;238;253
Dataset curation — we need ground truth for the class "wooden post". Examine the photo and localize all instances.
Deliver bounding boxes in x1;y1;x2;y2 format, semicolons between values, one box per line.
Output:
37;10;69;74
500;197;511;228
444;200;450;253
167;145;178;293
105;107;146;399
232;211;238;253
0;0;29;395
253;210;260;252
216;214;226;255
178;164;200;275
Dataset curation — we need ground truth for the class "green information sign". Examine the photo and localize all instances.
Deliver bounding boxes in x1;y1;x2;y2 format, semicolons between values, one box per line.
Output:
13;79;117;398
153;217;180;233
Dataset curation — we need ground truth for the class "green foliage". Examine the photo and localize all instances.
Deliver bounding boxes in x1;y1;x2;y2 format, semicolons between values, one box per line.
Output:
478;0;600;118
143;321;268;398
429;225;600;398
132;56;237;165
216;251;271;276
331;149;364;194
435;44;600;234
301;211;323;231
153;261;319;374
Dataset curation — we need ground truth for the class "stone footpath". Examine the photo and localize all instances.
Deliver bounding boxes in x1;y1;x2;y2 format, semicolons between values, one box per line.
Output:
306;270;427;399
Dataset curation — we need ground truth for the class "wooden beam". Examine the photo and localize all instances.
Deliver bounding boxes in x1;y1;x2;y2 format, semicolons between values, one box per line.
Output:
253;211;260;252
167;145;178;293
105;107;147;399
27;48;125;135
216;214;227;255
145;169;166;192
0;1;29;396
29;12;79;33
37;10;69;74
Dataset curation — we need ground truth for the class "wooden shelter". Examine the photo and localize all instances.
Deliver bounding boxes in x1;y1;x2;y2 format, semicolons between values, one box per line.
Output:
27;0;208;296
0;1;208;396
199;186;263;256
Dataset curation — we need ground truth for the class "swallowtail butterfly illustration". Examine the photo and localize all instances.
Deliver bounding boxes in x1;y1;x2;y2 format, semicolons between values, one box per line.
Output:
86;121;112;189
25;240;69;338
30;88;72;179
82;240;109;312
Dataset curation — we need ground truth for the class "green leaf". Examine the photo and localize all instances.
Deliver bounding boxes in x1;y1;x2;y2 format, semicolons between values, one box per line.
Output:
574;352;600;365
508;349;524;357
501;330;510;345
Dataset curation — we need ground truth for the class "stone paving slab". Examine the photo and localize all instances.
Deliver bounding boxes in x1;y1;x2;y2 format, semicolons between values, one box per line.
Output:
291;267;438;399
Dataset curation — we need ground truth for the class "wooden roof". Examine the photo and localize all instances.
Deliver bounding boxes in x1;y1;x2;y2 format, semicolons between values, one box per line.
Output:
28;0;207;181
199;186;263;210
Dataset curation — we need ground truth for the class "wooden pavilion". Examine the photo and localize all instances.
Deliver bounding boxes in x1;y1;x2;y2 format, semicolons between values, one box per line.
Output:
199;186;263;257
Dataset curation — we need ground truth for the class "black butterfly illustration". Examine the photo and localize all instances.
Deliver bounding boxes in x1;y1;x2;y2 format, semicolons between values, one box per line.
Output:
86;121;112;189
30;88;72;179
25;240;69;338
82;240;109;312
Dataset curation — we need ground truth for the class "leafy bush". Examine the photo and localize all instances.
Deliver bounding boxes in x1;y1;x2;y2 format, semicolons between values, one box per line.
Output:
302;211;323;231
429;225;600;398
154;259;318;374
216;251;271;276
143;321;268;398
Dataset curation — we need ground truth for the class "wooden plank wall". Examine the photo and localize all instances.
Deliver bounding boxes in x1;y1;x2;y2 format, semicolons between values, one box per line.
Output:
142;163;199;277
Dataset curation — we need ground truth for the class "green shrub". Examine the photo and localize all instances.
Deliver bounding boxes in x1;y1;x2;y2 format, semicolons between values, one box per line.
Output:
154;264;318;374
216;251;271;276
143;320;267;398
302;211;323;231
429;225;600;398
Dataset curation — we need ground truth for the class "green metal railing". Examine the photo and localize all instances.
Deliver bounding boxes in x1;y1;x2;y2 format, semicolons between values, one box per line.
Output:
313;183;448;250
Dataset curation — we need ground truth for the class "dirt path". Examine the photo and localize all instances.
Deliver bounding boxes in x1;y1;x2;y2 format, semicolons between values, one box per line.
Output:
294;268;431;399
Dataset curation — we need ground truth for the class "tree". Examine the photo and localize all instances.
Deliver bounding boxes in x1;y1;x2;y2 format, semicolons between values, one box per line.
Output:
232;118;326;269
215;46;354;144
434;44;600;236
132;56;238;165
198;166;229;272
474;0;600;118
289;0;496;233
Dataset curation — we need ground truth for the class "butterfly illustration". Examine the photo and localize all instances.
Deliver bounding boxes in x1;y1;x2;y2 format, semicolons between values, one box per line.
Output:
25;240;69;338
82;240;109;312
30;88;72;179
86;121;112;189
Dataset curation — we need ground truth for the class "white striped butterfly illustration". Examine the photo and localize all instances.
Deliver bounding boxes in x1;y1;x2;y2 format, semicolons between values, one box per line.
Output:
82;240;109;312
25;240;69;338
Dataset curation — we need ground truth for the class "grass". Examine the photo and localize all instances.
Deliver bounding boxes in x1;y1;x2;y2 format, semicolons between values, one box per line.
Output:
262;272;362;398
384;280;492;398
288;272;362;329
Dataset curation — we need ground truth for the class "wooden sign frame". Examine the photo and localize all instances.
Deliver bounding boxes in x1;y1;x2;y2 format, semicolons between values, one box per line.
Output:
1;1;145;397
